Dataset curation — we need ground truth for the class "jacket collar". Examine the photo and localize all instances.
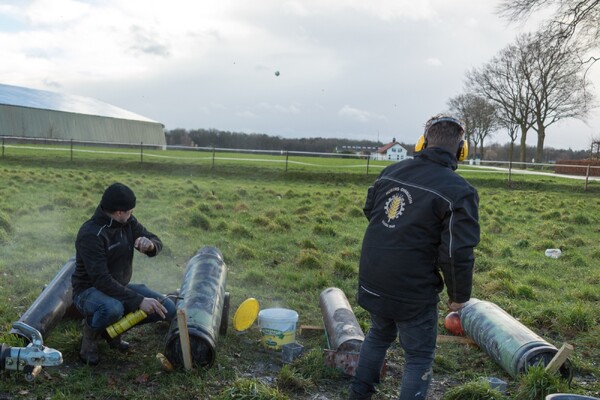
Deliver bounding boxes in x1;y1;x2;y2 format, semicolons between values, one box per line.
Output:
416;147;458;171
92;205;129;228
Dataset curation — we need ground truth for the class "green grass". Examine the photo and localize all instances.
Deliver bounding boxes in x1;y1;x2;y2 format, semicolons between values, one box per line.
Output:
0;151;599;399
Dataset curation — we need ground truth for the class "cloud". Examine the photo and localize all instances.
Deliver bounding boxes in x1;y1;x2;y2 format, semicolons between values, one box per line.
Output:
338;105;386;123
236;111;258;119
257;102;301;114
128;25;170;57
425;57;442;66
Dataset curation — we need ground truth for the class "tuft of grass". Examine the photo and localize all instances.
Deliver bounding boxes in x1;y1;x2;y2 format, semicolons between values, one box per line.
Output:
513;365;570;400
236;244;256;259
557;303;595;334
0;210;12;233
219;378;288;400
299;238;317;250
312;223;336;236
296;249;321;270
442;379;506;400
290;348;343;381
276;365;315;393
188;211;212;230
333;258;356;278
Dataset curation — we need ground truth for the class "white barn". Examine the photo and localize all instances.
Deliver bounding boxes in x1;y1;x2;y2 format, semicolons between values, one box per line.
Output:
371;139;408;161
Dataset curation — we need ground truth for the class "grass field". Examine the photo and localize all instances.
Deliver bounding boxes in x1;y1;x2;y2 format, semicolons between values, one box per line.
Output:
0;151;599;400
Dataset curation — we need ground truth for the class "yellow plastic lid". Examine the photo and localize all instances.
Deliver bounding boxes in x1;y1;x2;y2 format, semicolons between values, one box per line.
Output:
233;298;260;331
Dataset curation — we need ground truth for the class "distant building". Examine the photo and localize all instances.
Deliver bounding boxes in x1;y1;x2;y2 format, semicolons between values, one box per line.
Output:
371;138;408;161
0;83;165;146
335;145;379;155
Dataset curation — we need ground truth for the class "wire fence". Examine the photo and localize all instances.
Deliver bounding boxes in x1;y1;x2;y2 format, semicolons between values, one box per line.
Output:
2;135;600;188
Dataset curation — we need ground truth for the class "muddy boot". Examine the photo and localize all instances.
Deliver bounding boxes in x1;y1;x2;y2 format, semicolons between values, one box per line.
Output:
105;334;130;353
79;320;100;366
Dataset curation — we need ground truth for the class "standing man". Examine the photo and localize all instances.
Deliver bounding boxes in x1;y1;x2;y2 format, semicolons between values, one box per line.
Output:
349;115;480;400
72;182;176;365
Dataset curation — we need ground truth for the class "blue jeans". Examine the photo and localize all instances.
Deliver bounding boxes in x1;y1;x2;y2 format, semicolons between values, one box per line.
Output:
74;283;176;330
350;304;438;400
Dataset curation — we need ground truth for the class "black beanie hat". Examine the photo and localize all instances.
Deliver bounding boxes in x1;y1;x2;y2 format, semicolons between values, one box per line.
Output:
101;183;136;212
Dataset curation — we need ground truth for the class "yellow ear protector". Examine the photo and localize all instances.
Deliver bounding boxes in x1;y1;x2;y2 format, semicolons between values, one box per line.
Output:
414;116;468;161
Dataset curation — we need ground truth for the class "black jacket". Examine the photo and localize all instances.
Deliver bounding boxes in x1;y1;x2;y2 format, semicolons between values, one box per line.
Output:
357;147;480;319
72;206;163;312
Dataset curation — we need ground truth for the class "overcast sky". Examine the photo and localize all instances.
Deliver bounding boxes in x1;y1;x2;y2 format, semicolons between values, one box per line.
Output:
1;0;599;151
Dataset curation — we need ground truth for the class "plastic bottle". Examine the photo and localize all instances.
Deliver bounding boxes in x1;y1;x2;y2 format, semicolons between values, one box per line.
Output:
105;310;147;338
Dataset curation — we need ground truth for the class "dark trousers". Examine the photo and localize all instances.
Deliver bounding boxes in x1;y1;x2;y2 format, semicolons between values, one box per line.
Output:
74;283;176;330
350;303;438;400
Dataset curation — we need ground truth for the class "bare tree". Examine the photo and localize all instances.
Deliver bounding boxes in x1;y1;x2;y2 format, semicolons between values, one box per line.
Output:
468;33;593;163
466;38;535;165
448;93;499;160
498;0;600;49
521;33;594;162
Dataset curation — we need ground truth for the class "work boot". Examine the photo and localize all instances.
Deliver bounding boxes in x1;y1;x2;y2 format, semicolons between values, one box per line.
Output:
105;334;130;353
79;320;100;366
347;388;373;400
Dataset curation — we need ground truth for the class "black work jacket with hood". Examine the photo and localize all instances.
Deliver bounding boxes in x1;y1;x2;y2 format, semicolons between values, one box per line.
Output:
72;206;163;312
357;147;480;320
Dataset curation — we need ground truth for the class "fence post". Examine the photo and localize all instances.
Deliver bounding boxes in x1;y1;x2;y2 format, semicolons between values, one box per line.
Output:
70;139;73;161
585;164;590;191
285;151;289;172
366;155;370;176
1;136;4;157
212;146;216;170
140;142;143;164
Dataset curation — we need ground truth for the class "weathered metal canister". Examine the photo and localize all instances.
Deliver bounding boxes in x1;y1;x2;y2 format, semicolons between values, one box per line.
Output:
10;257;78;342
319;287;365;376
319;287;364;352
164;246;227;368
459;298;562;378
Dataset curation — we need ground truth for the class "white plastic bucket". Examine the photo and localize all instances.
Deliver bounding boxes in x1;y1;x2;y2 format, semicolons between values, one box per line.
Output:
258;308;298;350
546;395;600;400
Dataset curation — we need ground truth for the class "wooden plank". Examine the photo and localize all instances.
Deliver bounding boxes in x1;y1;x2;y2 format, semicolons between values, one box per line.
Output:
436;334;477;346
177;309;193;370
300;324;324;336
545;343;574;373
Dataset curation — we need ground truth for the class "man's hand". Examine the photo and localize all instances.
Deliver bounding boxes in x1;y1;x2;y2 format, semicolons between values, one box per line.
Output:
140;297;167;319
448;301;467;312
134;237;155;253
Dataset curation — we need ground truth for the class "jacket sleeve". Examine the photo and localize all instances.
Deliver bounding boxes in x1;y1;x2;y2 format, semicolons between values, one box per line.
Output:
363;185;376;220
438;187;480;303
76;233;144;310
130;216;163;257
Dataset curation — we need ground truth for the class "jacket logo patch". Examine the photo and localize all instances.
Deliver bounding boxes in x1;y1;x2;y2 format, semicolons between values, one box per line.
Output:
382;187;412;228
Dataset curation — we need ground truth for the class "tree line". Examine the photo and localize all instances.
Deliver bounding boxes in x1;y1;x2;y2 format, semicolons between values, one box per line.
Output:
165;128;383;154
165;128;590;162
